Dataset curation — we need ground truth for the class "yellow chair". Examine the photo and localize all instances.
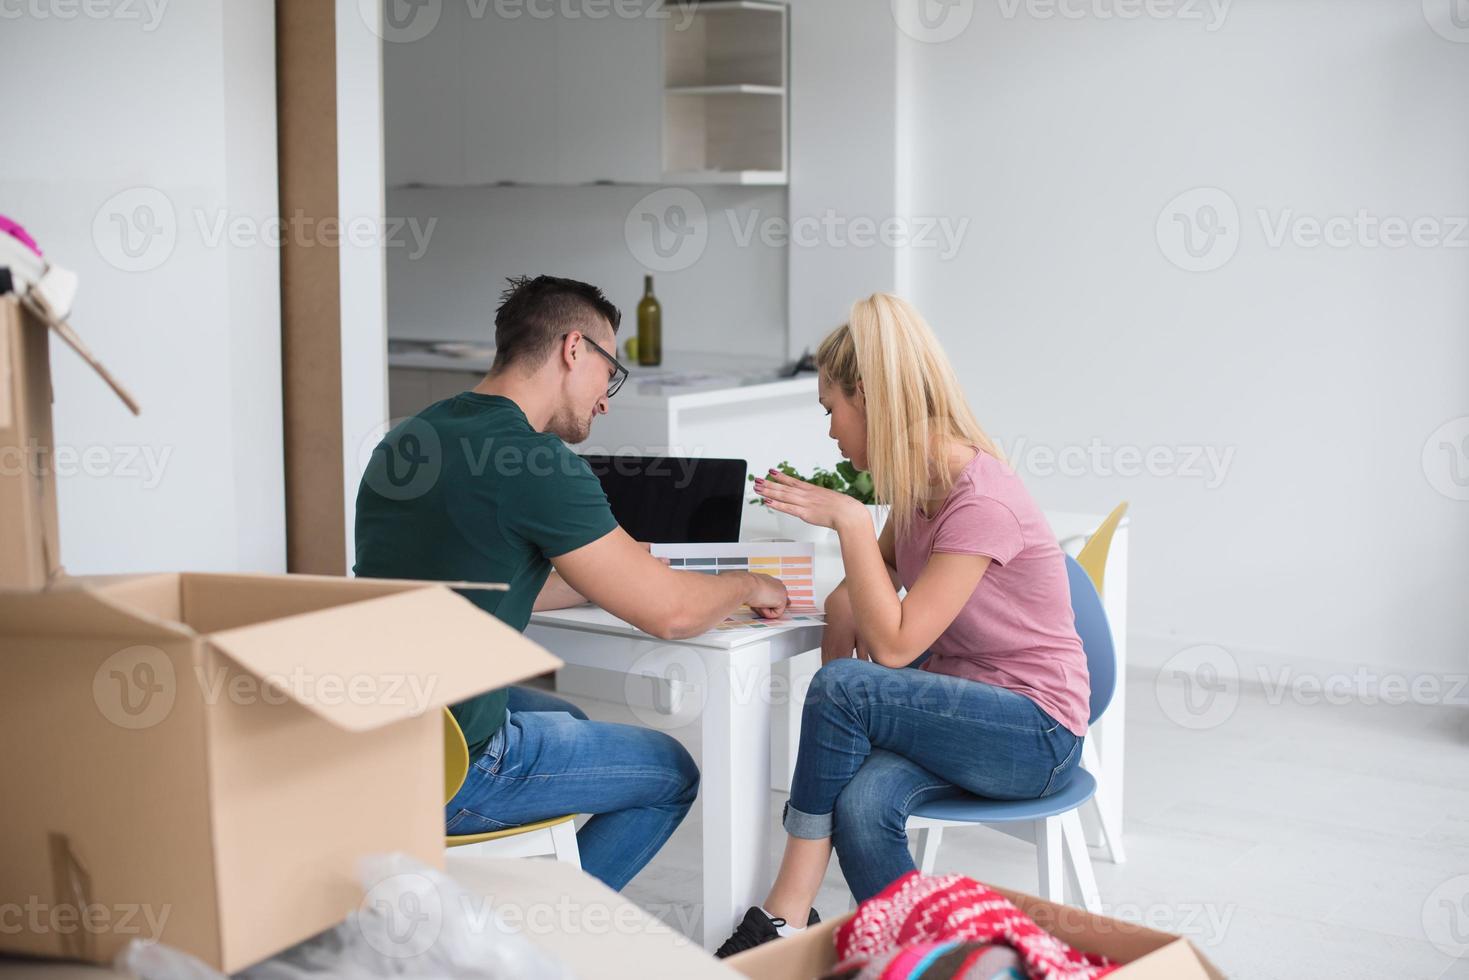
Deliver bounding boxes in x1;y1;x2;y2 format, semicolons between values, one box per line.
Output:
1072;503;1127;864
1075;501;1128;598
442;708;581;865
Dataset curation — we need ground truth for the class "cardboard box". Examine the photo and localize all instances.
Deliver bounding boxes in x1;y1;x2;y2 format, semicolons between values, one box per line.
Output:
0;571;562;972
727;883;1225;979
0;293;138;590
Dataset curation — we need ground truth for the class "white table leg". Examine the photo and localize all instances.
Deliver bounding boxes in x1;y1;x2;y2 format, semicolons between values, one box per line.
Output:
771;648;819;793
699;641;775;950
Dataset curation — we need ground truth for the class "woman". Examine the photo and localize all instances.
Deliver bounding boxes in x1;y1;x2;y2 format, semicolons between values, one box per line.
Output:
716;294;1091;957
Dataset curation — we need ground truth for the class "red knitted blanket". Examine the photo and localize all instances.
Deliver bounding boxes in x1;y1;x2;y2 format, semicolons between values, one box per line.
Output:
831;872;1118;979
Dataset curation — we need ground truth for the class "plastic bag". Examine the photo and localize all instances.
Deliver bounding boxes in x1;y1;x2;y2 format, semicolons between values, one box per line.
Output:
118;854;576;980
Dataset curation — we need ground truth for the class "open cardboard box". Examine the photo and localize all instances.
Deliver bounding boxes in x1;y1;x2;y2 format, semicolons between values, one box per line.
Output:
727;883;1226;979
0;571;562;972
0;292;138;590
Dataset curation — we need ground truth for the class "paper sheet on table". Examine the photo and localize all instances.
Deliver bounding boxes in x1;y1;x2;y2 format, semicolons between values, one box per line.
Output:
651;542;821;628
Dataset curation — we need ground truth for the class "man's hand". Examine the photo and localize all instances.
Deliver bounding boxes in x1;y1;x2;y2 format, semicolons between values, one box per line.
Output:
639;542;672;566
553;526;782;639
747;572;790;619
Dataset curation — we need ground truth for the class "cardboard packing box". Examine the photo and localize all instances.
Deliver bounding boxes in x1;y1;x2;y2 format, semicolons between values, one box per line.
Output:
0;571;562;972
727;882;1226;979
0;292;137;591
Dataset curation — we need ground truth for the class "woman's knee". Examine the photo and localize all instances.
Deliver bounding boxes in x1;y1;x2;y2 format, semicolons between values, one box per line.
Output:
804;657;878;711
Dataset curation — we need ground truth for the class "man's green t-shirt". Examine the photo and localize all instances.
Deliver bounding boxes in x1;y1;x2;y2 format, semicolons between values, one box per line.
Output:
353;392;618;757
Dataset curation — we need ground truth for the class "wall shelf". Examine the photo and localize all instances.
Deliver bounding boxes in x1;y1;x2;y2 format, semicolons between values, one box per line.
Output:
666;84;784;96
662;1;788;185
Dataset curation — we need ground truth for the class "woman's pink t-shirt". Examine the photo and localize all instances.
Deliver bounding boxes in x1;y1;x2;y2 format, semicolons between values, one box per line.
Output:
893;452;1091;736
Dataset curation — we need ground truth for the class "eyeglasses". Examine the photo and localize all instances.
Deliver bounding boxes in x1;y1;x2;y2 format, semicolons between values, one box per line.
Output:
577;334;629;399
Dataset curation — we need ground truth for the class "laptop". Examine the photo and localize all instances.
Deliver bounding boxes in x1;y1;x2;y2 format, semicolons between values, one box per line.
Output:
580;455;747;543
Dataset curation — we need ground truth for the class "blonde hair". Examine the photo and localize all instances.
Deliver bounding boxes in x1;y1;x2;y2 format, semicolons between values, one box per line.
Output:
815;293;1002;538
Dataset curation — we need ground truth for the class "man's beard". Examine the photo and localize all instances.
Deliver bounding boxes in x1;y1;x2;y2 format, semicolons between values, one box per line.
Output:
547;405;592;445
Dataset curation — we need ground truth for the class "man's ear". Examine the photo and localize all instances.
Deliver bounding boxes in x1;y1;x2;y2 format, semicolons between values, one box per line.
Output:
562;330;581;368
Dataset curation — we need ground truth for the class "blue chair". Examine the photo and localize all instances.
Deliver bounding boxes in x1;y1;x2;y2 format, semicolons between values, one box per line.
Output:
904;554;1117;912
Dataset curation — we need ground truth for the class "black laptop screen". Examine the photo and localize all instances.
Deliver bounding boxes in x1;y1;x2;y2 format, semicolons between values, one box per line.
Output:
580;455;746;544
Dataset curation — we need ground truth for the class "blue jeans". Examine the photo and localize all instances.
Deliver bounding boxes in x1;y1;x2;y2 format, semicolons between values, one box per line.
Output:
445;686;699;891
784;659;1083;901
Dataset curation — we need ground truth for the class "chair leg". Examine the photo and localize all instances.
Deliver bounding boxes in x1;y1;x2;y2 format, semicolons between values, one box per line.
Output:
1060;810;1102;913
914;826;944;875
550;818;581;867
1082;740;1126;864
1035;818;1064;903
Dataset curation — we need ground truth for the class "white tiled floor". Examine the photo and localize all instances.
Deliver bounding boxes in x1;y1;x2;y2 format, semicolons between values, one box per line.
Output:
551;668;1469;979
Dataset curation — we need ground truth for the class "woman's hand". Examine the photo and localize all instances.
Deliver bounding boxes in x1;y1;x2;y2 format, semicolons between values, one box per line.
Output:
753;469;869;534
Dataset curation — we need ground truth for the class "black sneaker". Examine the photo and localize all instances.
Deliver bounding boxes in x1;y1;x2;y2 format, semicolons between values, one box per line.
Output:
714;907;821;958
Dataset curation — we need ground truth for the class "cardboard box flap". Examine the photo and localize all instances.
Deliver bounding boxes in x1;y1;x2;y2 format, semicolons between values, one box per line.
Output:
205;586;562;732
19;291;140;415
0;582;191;641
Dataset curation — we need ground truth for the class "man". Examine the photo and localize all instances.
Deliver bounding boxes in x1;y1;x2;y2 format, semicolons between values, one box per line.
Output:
354;275;789;890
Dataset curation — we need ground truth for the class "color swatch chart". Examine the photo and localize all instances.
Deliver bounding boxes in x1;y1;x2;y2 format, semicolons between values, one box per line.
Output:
652;542;819;614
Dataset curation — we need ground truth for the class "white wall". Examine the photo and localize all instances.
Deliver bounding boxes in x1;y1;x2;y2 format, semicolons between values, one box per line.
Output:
785;0;902;360
0;1;285;574
385;184;788;358
899;0;1469;677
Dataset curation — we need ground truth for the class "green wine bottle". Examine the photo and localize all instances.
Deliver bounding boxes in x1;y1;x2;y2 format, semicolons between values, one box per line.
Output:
637;274;662;367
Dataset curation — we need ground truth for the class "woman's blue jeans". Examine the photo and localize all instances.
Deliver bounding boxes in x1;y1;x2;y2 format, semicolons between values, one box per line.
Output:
445;686;699;891
784;658;1083;902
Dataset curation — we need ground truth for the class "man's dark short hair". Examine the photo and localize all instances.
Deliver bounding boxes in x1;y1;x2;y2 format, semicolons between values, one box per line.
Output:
492;275;621;373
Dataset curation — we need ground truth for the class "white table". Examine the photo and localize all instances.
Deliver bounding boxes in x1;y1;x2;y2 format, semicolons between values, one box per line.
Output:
533;508;1129;947
526;607;824;950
